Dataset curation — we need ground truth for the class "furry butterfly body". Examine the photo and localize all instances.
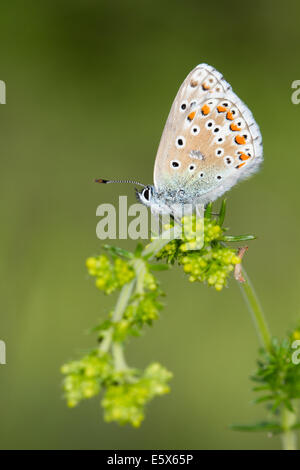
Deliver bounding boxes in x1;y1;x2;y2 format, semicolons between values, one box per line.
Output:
98;64;263;217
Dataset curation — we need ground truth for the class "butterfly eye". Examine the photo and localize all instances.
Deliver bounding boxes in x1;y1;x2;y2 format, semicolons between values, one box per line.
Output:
142;187;151;201
199;172;205;178
205;120;214;129
224;156;233;166
175;136;186;148
216;136;224;143
170;160;181;169
213;126;220;133
191;125;200;135
188;164;196;172
180;101;188;112
216;175;222;180
216;148;224;157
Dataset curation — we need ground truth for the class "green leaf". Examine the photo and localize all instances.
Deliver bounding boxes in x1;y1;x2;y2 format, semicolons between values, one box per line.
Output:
134;243;144;257
252;385;271;392
218;199;227;226
252;394;274;404
230;421;283;434
88;319;112;334
147;263;170;271
102;245;133;259
283;399;294;413
204;202;212;219
271;398;283;413
143;250;155;260
221;234;256;242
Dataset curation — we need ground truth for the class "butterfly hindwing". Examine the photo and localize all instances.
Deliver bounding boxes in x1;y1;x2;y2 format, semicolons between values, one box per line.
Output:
153;64;263;205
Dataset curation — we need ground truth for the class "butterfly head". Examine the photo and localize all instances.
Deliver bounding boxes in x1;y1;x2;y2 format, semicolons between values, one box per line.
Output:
135;185;154;207
136;184;195;217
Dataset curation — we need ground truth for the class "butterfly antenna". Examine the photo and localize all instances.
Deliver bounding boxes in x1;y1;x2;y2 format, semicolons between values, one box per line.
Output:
95;178;147;188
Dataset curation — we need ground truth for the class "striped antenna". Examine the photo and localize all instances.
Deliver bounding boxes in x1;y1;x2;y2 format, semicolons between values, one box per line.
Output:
95;178;147;188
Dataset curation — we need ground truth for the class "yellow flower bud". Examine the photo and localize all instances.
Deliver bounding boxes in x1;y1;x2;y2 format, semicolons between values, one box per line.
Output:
86;257;96;269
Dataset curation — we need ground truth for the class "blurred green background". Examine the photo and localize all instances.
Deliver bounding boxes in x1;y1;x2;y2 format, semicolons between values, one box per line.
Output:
0;0;300;450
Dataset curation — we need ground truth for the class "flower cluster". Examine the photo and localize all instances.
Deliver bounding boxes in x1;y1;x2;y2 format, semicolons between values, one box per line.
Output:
127;291;162;325
156;215;240;291
94;291;164;344
61;351;171;427
86;255;135;294
61;350;114;407
182;215;222;246
107;264;163;342
62;248;169;425
181;247;240;291
102;363;172;427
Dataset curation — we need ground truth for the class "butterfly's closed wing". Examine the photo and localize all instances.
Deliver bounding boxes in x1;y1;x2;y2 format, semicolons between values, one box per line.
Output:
153;64;263;205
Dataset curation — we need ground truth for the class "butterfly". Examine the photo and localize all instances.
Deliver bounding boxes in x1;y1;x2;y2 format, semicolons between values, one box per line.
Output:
96;64;263;218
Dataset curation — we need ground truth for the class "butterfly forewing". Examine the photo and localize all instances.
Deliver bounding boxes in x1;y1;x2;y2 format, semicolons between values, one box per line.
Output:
153;64;263;205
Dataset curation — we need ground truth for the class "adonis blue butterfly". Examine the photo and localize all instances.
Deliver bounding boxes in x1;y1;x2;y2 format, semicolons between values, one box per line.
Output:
96;64;263;218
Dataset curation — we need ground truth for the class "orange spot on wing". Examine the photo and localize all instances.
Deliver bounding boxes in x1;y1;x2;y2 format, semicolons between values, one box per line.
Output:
187;111;196;121
201;104;210;115
235;135;246;145
217;105;227;113
202;83;210;90
226;111;234;120
230;123;241;131
236;162;246;169
239;153;251;161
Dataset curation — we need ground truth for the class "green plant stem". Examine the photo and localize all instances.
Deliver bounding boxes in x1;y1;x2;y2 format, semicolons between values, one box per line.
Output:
238;267;298;449
281;403;298;450
112;342;128;371
142;225;182;258
100;279;135;354
99;226;180;364
133;258;146;294
238;267;272;352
